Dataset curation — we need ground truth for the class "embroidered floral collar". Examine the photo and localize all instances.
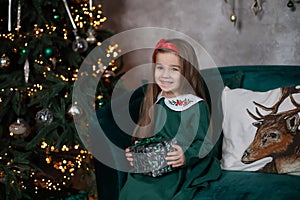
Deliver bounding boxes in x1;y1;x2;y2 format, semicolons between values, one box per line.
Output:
155;92;204;111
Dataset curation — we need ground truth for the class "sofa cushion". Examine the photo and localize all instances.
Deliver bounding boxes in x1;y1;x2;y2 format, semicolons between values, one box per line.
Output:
221;86;300;175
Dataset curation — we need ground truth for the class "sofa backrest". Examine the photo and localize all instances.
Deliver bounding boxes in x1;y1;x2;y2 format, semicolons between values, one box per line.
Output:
218;65;300;91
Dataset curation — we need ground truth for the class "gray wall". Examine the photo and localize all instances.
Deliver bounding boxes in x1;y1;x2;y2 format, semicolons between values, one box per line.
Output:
99;0;299;69
97;0;299;90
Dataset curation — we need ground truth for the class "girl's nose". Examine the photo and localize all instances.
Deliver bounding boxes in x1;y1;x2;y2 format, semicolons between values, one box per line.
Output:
162;68;170;77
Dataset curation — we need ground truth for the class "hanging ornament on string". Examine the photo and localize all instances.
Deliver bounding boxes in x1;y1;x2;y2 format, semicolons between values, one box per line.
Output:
287;0;296;10
62;0;88;53
229;0;237;24
24;59;30;83
16;0;21;32
72;31;89;53
35;108;53;125
251;0;262;16
0;54;11;68
86;0;97;44
9;118;30;138
86;28;97;44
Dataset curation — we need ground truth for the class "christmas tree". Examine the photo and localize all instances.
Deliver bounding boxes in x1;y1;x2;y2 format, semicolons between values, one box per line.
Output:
0;0;122;199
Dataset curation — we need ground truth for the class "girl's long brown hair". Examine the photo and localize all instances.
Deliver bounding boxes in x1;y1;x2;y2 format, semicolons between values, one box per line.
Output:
134;38;208;138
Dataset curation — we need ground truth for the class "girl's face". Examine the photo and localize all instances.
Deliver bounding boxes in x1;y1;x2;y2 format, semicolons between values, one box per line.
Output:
154;52;182;98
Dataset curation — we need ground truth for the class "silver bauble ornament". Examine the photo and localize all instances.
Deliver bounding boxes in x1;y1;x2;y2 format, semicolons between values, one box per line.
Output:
67;104;83;118
0;54;11;68
72;36;88;53
35;108;53;125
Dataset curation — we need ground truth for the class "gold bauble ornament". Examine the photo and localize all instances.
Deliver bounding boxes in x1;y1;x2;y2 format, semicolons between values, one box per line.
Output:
230;13;237;23
9;118;30;138
86;28;97;44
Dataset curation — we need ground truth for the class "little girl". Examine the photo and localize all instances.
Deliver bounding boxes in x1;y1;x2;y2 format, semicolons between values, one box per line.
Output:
119;38;221;200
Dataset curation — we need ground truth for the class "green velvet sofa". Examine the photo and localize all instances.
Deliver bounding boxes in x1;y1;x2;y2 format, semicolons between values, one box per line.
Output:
95;65;300;200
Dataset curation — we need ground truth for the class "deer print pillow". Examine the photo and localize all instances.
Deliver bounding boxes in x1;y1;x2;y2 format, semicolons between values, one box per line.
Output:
221;86;300;175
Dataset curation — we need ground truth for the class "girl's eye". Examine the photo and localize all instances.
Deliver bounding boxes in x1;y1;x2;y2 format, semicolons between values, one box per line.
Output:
156;65;164;70
171;67;179;72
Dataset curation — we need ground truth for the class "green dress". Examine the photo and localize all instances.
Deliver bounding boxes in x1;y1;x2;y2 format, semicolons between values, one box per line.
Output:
119;93;221;200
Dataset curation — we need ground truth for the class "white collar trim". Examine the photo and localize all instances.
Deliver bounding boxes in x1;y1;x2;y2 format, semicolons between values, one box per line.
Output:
155;92;204;111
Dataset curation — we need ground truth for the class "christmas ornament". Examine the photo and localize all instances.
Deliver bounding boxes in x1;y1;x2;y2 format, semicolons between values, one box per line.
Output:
0;54;10;68
35;108;53;125
86;0;97;44
9;118;29;138
16;0;21;32
102;70;116;83
251;0;262;16
229;0;237;24
51;57;57;68
287;0;295;8
86;28;97;44
67;103;83;118
72;34;88;52
230;13;237;23
24;59;30;83
103;70;116;78
62;0;89;52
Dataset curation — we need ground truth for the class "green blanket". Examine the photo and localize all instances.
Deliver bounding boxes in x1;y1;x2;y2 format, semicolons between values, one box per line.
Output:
194;170;300;200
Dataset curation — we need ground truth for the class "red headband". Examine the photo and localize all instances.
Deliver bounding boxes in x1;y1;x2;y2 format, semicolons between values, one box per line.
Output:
152;39;179;62
155;39;179;53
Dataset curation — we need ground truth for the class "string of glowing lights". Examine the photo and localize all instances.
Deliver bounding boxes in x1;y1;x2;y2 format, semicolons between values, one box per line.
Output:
0;1;114;196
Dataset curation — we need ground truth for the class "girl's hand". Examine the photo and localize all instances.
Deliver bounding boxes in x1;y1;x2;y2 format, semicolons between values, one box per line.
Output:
166;144;185;168
125;141;138;166
125;148;134;166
